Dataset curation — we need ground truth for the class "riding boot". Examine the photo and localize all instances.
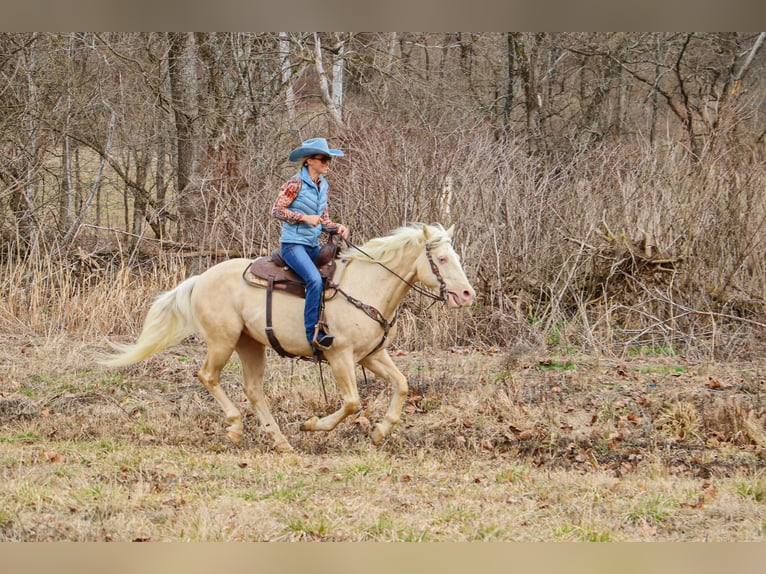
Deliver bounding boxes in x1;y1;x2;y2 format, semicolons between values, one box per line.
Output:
311;324;334;351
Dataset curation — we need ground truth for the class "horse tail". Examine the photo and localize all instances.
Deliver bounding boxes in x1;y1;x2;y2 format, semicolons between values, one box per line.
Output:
101;275;199;367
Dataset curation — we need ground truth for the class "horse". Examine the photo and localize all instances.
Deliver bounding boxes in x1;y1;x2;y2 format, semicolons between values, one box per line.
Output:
101;223;476;452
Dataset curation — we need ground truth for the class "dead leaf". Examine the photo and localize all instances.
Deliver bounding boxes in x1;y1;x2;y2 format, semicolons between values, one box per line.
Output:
551;386;563;393
353;416;371;431
44;451;63;463
518;430;533;441
408;393;423;405
680;496;704;509
706;377;733;390
449;347;471;355
478;347;500;355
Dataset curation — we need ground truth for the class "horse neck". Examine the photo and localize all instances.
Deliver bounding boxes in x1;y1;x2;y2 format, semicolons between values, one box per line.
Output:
340;248;420;317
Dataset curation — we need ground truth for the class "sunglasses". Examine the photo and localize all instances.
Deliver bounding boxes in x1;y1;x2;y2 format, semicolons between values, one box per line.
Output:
310;155;332;164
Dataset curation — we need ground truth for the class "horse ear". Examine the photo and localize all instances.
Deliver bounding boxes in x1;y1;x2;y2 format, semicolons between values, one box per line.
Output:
446;224;455;238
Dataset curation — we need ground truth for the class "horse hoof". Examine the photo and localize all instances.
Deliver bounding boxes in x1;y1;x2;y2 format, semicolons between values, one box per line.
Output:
300;416;319;431
371;424;386;445
274;441;294;453
227;430;243;445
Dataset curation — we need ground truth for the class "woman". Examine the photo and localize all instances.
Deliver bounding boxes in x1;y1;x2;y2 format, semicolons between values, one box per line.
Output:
271;137;350;352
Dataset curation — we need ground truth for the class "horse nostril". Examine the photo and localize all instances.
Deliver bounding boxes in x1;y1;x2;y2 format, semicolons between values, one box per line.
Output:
463;290;474;301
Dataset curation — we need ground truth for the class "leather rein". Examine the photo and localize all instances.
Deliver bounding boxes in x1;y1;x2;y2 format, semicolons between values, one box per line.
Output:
341;237;448;303
328;237;448;356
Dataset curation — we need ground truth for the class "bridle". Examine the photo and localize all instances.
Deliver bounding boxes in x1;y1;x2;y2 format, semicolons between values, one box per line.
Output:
341;237;448;304
325;236;448;357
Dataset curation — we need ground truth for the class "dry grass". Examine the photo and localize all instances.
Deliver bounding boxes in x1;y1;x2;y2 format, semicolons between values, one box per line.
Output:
1;335;764;541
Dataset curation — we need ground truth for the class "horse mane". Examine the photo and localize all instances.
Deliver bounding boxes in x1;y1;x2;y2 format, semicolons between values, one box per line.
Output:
342;223;450;265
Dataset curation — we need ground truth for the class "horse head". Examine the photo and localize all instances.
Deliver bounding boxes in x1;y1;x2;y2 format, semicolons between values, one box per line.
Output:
419;223;476;308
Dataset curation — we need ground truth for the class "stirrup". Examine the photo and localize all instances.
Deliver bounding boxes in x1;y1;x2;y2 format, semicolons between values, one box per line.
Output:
312;325;334;351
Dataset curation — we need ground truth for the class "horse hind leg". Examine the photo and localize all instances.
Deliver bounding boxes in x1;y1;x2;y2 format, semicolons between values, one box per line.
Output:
197;341;244;444
236;334;293;453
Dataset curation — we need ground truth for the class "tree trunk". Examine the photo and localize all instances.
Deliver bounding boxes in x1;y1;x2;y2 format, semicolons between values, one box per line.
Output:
19;33;40;251
331;34;345;115
167;32;203;243
502;32;515;144
510;33;542;153
313;33;345;129
279;32;296;127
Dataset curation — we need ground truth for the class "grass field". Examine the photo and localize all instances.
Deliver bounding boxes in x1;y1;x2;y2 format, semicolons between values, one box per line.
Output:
1;334;764;541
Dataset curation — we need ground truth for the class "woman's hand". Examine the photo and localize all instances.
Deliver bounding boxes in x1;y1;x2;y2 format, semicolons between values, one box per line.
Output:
335;224;350;239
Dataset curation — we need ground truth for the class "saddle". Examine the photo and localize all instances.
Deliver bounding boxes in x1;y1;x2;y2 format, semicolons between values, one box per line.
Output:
243;240;341;298
242;236;342;359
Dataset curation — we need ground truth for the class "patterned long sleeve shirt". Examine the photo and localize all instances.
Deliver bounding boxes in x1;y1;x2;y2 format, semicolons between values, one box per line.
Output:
271;176;337;230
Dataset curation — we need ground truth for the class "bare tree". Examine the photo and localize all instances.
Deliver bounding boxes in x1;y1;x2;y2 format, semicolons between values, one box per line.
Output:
313;32;346;129
167;32;203;243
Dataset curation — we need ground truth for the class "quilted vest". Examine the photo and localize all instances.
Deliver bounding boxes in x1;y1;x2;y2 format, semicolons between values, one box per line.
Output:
280;167;329;247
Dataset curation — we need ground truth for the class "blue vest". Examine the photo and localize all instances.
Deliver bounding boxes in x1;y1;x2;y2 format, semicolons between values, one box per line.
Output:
280;166;329;247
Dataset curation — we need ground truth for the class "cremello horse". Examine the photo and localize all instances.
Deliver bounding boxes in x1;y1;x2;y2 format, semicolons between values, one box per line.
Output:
102;223;475;452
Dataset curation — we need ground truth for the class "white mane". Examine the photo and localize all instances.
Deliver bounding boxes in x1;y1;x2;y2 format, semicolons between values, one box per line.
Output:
342;223;450;265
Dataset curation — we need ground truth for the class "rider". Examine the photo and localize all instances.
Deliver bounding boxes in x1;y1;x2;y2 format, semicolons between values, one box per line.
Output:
271;137;350;352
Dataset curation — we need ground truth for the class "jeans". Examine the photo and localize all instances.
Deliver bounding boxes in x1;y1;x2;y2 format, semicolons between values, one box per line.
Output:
280;243;323;344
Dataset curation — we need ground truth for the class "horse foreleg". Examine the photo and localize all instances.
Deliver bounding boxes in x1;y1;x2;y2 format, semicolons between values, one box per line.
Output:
197;343;243;444
236;334;293;453
360;350;408;445
300;352;360;432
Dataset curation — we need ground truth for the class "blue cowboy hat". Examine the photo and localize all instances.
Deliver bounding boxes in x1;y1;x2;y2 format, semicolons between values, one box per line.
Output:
288;138;345;162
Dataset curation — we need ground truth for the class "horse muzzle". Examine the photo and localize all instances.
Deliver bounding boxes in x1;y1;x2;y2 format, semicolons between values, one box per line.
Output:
447;288;476;308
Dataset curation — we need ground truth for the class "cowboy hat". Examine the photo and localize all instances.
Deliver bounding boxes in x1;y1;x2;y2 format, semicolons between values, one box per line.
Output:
288;138;345;162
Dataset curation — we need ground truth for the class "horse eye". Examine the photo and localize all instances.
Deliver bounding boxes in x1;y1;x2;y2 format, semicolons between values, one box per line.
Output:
438;255;448;264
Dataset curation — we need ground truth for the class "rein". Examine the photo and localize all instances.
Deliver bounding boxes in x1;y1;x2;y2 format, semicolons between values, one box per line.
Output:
325;236;448;359
341;237;448;304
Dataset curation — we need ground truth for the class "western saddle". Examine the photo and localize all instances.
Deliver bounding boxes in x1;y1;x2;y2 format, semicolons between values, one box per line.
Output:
242;236;342;358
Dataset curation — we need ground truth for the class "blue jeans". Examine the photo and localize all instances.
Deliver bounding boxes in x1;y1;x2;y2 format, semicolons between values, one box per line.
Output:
280;243;323;344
